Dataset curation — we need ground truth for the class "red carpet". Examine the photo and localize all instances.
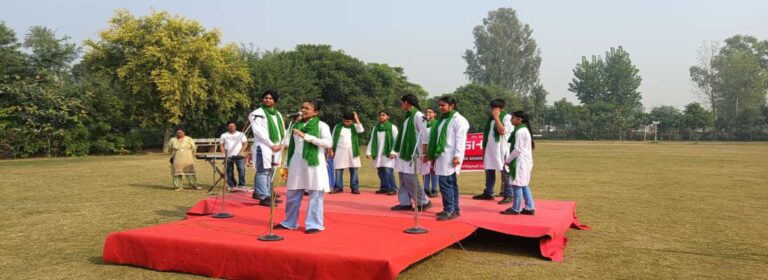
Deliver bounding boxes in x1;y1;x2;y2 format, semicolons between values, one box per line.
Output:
103;188;589;279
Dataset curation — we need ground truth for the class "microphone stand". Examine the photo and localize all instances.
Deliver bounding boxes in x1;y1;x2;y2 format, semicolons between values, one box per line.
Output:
212;119;253;218
405;115;428;234
259;114;296;241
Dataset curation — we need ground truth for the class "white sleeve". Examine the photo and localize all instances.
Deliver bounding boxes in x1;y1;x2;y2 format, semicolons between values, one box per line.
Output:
506;129;526;163
366;129;374;156
389;125;399;156
250;111;274;147
355;123;365;133
503;115;514;141
304;123;333;149
417;113;430;145
452;118;469;159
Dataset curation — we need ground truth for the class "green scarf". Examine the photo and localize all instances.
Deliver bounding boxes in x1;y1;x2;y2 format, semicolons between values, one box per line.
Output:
370;121;394;160
287;116;321;166
261;106;285;143
332;123;360;158
507;124;527;180
427;110;456;160
482;112;508;149
394;108;419;161
426;119;437;128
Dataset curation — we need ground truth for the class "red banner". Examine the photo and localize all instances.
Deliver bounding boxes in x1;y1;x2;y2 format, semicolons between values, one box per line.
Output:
462;133;484;171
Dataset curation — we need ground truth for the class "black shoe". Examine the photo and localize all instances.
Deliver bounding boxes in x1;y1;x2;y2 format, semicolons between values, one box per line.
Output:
387;190;397;196
259;198;273;207
495;192;504;197
273;224;290;230
521;209;536;215
375;190;388;194
305;228;321;234
472;193;494;200
351;189;360;194
416;201;432;211
304;191;309;196
391;205;413;211
500;208;520;215
330;188;343;194
427;191;438;198
437;212;458;221
274;193;282;198
498;196;513;205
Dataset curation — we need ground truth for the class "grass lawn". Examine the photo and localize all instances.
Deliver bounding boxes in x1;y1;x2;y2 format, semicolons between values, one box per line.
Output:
1;141;767;279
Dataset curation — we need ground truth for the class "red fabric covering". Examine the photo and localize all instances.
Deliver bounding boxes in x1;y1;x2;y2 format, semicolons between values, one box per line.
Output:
103;189;589;279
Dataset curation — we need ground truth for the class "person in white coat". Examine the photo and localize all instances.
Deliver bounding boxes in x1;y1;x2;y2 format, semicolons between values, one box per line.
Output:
366;111;399;195
421;108;439;198
473;99;514;204
328;112;365;194
500;111;536;216
426;96;470;221
247;90;285;207
274;100;333;233
391;94;432;211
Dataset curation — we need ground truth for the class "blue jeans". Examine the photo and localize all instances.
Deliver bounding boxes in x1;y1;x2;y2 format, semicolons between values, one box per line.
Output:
438;173;460;213
377;167;397;192
280;189;325;230
423;174;439;194
226;157;246;187
253;147;274;199
397;172;429;206
333;168;359;191
483;169;511;197
511;185;535;212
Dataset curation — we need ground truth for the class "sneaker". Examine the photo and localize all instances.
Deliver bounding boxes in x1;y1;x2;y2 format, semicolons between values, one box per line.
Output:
351;189;361;194
329;188;343;194
498;196;513;205
259;198;274;207
273;224;291;230
472;193;494;200
375;190;388;194
305;228;321;234
499;208;521;215
390;205;413;211
521;209;536;215
437;212;458;221
416;201;433;211
427;191;439;198
387;190;397;196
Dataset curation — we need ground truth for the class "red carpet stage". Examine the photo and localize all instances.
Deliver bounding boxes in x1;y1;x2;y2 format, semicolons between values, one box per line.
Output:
103;188;589;279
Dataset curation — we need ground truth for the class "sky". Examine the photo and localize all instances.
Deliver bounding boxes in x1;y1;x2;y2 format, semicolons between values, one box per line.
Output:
1;0;766;109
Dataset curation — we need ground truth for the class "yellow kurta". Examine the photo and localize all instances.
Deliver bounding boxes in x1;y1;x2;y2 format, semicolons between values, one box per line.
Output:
169;136;196;176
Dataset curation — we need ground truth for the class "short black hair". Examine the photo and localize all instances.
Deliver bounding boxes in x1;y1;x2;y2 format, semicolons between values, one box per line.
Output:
303;99;321;112
378;110;389;116
490;99;506;109
175;127;186;133
226;121;236;126
262;90;279;102
437;96;458;110
342;112;355;120
401;94;420;109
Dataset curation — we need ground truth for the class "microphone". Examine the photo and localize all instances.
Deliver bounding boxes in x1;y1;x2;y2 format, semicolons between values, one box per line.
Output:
286;111;302;117
422;116;429;121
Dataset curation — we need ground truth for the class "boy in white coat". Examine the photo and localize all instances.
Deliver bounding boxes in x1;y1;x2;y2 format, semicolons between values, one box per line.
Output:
473;99;514;204
367;111;399;195
328;112;365;194
247;90;285;207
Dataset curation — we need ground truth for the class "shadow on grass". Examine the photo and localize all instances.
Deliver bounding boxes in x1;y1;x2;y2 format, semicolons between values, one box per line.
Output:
87;256;105;265
154;206;191;219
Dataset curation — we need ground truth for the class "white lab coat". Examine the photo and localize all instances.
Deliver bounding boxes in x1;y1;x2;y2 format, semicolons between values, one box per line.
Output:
285;121;333;192
332;123;365;169
483;114;514;171
248;107;285;169
366;124;399;168
432;112;470;176
394;111;430;174
505;126;533;186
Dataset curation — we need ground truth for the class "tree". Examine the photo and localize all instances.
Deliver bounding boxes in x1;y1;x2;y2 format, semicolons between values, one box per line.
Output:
463;8;541;97
649;106;684;140
682;102;714;140
569;46;643;139
83;10;252;150
689;41;721;138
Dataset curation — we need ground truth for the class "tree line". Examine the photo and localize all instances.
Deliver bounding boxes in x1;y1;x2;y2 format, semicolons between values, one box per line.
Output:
1;8;766;158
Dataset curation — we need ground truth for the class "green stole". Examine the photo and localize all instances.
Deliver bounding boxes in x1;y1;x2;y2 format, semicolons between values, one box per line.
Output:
507;124;527;180
261;106;285;143
287;116;321;166
427;110;456;160
394;108;418;161
370;121;394;160
482;112;508;149
332;123;360;158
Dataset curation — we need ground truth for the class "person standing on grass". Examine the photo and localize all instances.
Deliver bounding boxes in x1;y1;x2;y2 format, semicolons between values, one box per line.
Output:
367;111;399;195
168;128;200;191
220;121;248;190
391;94;432;211
248;90;285;207
427;96;469;221
328;112;365;194
473;99;514;204
274;100;332;234
500;111;536;216
421;108;439;198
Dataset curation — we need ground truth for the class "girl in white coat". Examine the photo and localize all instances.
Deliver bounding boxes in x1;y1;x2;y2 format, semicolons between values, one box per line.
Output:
500;111;536;215
275;100;333;233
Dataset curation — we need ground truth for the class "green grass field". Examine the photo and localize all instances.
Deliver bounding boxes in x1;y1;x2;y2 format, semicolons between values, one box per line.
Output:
1;141;767;279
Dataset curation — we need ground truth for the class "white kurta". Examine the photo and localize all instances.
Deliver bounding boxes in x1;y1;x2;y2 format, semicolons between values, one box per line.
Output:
483;114;514;171
332;123;365;169
249;107;285;169
418;124;434;176
432;112;470;176
286;121;333;192
505;127;533;186
394;111;430;174
365;124;399;168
